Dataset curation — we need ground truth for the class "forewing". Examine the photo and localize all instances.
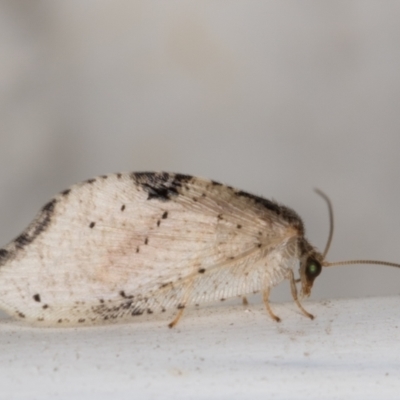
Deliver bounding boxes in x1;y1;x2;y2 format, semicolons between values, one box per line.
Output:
0;172;301;324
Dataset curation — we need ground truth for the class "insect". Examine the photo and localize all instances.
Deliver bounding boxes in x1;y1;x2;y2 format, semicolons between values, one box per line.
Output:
0;172;398;328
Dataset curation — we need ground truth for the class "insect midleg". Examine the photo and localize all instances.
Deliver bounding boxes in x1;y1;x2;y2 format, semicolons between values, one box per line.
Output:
262;286;281;322
288;269;314;320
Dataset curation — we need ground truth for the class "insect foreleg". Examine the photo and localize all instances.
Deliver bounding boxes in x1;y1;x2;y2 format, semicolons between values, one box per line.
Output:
288;269;314;320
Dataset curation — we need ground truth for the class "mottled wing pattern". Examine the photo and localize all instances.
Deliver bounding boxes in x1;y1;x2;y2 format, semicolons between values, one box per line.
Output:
0;172;303;325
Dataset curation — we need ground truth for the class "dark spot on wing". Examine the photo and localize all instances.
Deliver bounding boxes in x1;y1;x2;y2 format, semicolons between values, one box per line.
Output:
144;237;148;245
78;318;85;323
131;172;192;201
33;294;41;302
237;224;242;229
132;309;143;316
117;173;122;179
89;222;96;228
236;190;304;234
162;211;168;219
157;220;161;227
101;175;108;179
177;304;185;310
61;189;71;196
147;309;153;314
217;214;223;220
120;290;134;299
198;268;206;274
86;178;96;184
121;204;126;211
136;247;139;253
42;304;49;309
17;312;25;318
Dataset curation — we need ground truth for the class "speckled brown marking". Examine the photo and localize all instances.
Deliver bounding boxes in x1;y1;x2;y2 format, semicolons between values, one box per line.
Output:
147;309;153;314
12;198;57;251
101;175;108;179
237;190;304;234
89;222;96;228
17;312;25;318
33;294;41;302
42;304;48;309
162;211;168;219
0;249;10;264
132;310;143;316
131;172;192;201
15;234;30;249
237;224;242;229
217;214;223;220
144;237;148;245
78;318;85;323
58;319;62;323
198;268;206;274
61;189;71;196
121;204;126;211
177;304;185;310
157;220;161;227
211;180;222;186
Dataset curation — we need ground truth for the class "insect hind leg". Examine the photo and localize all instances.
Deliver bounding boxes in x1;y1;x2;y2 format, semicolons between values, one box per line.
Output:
262;287;281;322
168;277;195;328
168;305;185;328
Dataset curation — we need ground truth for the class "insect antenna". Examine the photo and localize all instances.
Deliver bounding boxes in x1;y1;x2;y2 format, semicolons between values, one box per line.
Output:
315;188;400;269
314;188;334;259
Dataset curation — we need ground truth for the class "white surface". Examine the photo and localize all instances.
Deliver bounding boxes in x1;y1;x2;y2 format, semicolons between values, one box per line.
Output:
0;296;399;400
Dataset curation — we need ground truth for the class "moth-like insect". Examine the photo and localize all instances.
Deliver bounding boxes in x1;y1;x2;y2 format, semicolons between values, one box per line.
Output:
0;172;398;327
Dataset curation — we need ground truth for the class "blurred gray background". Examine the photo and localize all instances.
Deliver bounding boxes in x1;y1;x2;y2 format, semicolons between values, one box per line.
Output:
1;1;399;306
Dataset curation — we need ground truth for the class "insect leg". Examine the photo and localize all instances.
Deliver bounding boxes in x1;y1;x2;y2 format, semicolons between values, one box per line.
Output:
168;306;185;328
288;270;314;320
168;278;195;328
262;287;281;322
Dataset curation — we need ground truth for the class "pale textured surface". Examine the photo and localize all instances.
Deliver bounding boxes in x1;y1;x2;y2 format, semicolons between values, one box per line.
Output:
0;296;399;399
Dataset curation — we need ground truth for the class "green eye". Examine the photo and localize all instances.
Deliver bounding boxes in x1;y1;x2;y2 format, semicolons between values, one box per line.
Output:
306;259;322;279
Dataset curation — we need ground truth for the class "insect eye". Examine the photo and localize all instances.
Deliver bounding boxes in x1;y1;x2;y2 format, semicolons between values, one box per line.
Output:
305;259;322;279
